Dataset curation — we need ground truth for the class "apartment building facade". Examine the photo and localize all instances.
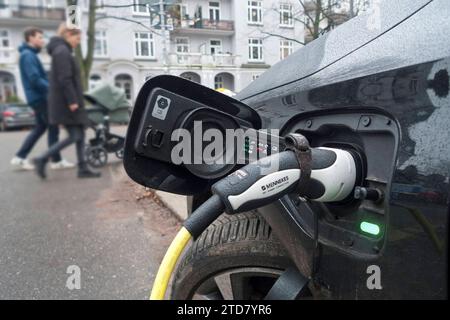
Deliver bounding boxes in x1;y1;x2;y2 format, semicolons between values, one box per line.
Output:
0;0;65;102
0;0;305;103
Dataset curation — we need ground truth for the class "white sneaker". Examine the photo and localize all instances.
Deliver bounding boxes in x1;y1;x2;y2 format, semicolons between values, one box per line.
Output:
50;159;76;170
11;156;35;171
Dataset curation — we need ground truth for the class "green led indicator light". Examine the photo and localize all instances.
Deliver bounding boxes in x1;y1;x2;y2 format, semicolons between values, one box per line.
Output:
360;221;380;236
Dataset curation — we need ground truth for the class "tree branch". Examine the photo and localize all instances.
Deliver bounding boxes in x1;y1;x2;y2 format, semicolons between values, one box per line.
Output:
259;30;305;45
84;0;97;75
95;15;163;36
297;0;315;23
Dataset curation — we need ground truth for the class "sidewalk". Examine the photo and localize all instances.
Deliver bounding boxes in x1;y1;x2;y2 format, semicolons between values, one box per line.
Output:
155;191;190;220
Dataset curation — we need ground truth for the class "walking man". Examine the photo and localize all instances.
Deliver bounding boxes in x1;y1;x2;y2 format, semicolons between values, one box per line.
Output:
11;27;74;170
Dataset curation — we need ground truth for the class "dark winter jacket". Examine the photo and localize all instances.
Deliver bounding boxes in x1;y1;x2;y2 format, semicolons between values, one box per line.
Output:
47;36;88;126
18;43;49;108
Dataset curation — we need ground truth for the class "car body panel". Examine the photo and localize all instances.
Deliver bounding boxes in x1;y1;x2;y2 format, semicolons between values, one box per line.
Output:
0;104;35;130
241;0;449;299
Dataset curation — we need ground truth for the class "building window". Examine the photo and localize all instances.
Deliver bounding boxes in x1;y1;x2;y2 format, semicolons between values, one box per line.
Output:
89;74;102;90
247;1;263;25
209;39;222;55
248;38;263;62
279;3;293;27
0;29;11;62
214;75;223;89
180;72;201;84
0;29;10;49
180;4;188;19
134;32;154;58
280;40;293;60
115;74;133;101
175;37;189;64
175;37;189;54
209;2;220;21
132;0;150;15
0;71;17;103
94;30;108;57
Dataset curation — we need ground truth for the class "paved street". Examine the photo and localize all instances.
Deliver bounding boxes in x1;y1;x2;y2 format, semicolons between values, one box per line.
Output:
0;127;180;299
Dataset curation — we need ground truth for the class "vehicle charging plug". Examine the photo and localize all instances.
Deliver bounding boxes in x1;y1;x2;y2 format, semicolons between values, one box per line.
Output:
150;134;358;299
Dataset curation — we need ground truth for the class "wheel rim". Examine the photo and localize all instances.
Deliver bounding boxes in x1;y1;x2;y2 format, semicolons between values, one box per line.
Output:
190;267;285;300
87;147;107;167
115;148;124;159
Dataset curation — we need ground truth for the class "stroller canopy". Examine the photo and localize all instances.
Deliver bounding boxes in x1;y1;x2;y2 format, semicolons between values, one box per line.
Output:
84;83;131;111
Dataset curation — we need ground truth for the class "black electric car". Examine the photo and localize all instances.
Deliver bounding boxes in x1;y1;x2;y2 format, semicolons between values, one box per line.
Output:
125;0;449;299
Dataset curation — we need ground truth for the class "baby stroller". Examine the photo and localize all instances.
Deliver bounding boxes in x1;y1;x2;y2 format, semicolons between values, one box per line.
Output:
84;84;131;168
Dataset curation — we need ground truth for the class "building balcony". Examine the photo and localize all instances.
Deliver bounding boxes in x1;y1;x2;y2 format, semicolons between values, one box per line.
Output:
172;18;235;36
168;52;241;67
0;5;65;26
13;5;65;20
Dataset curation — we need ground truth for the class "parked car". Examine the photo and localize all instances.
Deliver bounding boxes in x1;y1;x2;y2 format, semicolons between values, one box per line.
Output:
0;103;35;131
125;0;449;300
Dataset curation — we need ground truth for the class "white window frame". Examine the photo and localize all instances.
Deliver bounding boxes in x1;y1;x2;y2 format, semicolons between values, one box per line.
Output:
0;29;10;49
0;29;12;64
134;32;155;59
132;0;150;16
279;3;293;27
175;37;190;64
175;37;190;54
247;1;263;25
209;1;221;21
94;30;108;58
279;40;293;60
248;38;263;62
209;39;222;55
214;75;224;89
115;75;133;101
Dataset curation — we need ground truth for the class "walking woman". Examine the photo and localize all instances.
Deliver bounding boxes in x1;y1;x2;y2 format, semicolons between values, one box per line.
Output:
33;23;100;179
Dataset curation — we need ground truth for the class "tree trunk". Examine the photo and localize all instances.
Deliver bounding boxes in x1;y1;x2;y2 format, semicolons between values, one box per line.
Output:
82;0;97;90
66;0;96;90
313;0;322;39
349;0;355;18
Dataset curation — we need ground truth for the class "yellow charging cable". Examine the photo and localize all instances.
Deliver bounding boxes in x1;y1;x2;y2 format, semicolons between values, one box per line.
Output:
150;195;225;300
149;227;192;300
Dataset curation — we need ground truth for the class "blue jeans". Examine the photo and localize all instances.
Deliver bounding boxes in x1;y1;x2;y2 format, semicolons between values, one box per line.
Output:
16;102;62;163
37;125;85;168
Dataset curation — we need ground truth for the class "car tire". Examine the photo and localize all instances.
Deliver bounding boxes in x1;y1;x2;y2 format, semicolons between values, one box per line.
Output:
170;212;311;300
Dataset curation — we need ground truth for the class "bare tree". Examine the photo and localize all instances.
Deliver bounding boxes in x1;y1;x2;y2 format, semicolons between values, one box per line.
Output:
65;0;162;89
66;0;96;90
260;0;371;46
